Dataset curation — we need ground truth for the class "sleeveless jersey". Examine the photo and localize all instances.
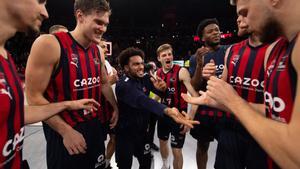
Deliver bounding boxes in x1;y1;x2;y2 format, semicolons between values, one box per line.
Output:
265;37;297;169
45;32;103;126
0;54;24;169
156;64;187;111
226;39;269;118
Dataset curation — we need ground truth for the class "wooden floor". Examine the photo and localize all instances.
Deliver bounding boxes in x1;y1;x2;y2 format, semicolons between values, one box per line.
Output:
23;124;217;169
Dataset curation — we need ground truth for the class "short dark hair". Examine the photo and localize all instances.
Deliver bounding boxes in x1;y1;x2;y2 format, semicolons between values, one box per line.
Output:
118;47;145;69
74;0;111;14
196;18;219;37
49;25;67;34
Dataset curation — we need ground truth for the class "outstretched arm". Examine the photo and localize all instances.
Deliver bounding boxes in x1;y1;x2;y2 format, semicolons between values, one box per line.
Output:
25;99;99;124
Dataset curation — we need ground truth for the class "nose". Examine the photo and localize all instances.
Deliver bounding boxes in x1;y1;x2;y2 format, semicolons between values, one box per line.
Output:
98;25;107;34
41;4;49;20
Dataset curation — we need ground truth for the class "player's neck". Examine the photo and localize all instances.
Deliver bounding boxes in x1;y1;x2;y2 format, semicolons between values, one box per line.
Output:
284;24;300;42
0;14;17;49
248;33;262;47
163;64;173;73
280;1;300;41
70;28;92;49
206;44;220;51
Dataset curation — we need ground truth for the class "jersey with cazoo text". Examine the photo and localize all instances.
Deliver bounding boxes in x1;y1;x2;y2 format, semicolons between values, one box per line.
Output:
0;54;24;169
265;37;297;169
44;32;103;127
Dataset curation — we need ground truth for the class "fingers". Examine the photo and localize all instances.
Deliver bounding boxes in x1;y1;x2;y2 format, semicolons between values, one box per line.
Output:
199;90;205;96
180;125;190;134
64;133;87;155
86;99;100;107
181;93;191;102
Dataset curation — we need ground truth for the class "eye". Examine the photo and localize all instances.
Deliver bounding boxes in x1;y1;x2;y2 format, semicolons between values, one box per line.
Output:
38;0;46;4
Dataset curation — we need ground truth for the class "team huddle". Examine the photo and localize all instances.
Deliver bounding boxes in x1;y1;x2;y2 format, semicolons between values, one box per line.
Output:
0;0;300;169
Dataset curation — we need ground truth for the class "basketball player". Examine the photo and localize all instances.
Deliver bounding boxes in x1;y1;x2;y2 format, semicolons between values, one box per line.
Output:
189;18;229;169
0;0;100;168
156;44;199;169
25;0;118;168
211;15;270;169
115;47;199;169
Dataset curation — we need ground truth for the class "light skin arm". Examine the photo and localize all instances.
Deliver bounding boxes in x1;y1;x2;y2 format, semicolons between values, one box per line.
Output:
205;37;300;168
25;99;100;124
179;68;199;119
25;35;87;155
179;67;199;133
99;47;119;129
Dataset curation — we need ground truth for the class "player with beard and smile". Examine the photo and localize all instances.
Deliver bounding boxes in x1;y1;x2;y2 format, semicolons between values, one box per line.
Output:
183;0;300;168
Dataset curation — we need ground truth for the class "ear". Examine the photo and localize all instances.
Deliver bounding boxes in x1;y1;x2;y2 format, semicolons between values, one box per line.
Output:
75;9;85;23
124;65;129;72
157;55;161;62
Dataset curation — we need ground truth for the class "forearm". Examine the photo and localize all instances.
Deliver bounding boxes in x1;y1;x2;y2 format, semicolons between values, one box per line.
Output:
26;94;72;136
249;103;265;116
227;98;299;169
188;104;198;119
24;101;72;124
191;65;203;91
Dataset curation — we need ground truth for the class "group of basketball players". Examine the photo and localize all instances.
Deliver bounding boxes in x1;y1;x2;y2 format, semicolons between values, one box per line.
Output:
0;0;300;169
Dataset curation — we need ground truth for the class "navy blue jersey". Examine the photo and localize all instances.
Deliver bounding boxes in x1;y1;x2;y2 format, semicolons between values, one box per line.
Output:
203;45;229;78
116;74;167;132
190;45;229;118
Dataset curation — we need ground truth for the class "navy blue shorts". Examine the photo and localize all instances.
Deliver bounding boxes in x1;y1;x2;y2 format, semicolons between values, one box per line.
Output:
115;128;152;169
214;120;268;169
190;113;219;143
157;116;185;148
43;119;106;169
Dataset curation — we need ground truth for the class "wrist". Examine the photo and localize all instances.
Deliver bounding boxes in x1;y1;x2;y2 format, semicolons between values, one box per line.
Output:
227;96;245;112
63;101;72;110
57;123;73;137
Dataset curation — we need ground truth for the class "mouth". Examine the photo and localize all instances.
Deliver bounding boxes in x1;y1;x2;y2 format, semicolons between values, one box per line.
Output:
166;60;172;64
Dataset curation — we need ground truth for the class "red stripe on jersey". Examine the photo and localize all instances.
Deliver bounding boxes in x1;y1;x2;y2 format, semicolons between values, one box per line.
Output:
227;39;267;103
44;32;102;127
0;54;24;169
157;64;187;111
265;37;297;169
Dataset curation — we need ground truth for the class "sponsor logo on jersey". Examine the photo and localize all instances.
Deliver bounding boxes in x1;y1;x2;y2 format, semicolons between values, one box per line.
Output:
94;154;105;168
73;76;101;91
2;127;25;164
0;74;12;100
267;59;276;77
264;91;286;114
277;54;288;71
231;55;240;66
93;57;100;65
229;76;264;91
70;54;79;68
